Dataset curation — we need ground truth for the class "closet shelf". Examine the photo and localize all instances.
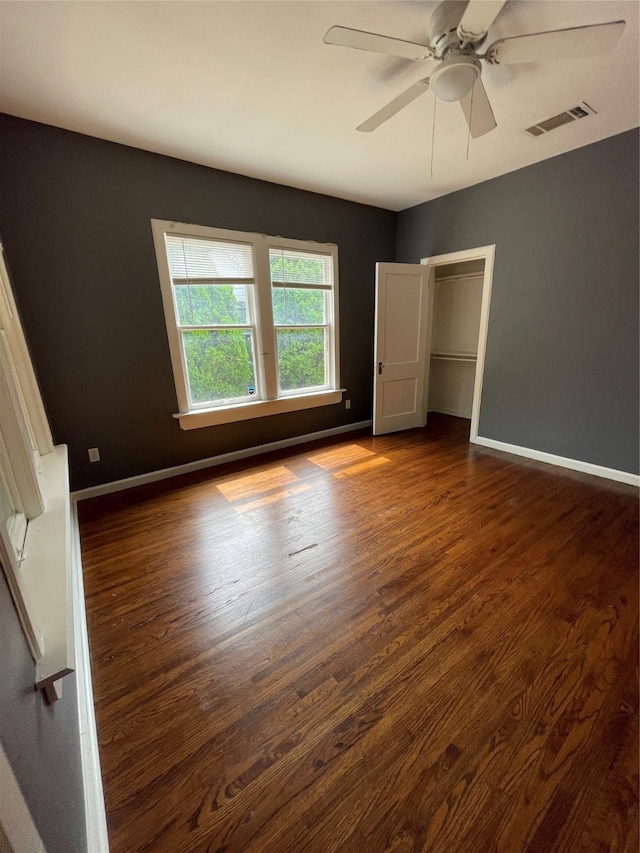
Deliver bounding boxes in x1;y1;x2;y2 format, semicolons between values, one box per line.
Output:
430;351;477;363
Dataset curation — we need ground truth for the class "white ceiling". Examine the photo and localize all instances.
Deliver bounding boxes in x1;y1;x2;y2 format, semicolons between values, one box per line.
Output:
0;1;638;211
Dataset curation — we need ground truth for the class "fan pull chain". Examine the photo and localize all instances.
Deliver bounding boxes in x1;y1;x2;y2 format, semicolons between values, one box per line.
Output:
430;95;437;179
466;84;474;161
181;240;195;324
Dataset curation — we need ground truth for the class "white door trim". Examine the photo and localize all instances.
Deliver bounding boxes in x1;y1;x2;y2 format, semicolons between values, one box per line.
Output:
421;245;495;440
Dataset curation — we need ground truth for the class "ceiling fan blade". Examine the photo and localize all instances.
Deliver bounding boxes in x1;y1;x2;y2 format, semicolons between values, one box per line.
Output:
457;0;507;44
459;77;497;138
485;20;626;64
324;26;434;61
357;78;431;132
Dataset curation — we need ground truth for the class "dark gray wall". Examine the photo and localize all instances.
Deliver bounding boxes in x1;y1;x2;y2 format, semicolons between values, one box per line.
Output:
1;115;637;483
0;114;396;491
0;571;86;853
397;129;639;475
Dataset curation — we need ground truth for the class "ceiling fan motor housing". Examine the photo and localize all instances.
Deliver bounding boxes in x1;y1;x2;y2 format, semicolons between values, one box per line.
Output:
428;0;485;57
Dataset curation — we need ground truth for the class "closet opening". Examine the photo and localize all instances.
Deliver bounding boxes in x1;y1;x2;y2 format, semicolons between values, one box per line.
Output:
420;245;495;443
428;258;484;420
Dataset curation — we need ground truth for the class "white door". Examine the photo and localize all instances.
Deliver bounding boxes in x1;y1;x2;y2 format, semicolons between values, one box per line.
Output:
373;262;432;435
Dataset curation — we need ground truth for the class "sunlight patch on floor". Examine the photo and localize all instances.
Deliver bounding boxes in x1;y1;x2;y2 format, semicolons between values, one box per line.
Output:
332;456;391;478
307;444;375;471
217;465;300;502
234;483;312;513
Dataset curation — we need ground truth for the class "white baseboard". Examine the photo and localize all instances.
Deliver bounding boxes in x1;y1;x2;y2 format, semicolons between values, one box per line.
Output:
72;420;373;501
472;435;640;487
70;501;110;853
429;407;471;420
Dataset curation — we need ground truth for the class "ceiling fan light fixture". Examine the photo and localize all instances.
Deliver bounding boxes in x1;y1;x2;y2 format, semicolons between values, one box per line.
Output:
429;56;481;102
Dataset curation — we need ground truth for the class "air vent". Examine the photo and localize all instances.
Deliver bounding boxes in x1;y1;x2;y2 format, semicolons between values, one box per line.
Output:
526;102;596;137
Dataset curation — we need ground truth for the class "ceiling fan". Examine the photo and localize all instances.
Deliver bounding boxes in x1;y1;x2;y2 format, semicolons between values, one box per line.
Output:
324;0;626;138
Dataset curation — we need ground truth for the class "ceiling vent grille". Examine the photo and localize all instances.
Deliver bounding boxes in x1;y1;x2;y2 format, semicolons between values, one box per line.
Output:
526;102;596;137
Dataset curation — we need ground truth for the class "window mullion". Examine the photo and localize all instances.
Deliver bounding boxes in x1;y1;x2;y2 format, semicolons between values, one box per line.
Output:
254;241;278;400
177;324;253;332
325;289;334;391
272;282;332;291
274;324;328;330
329;263;339;390
172;277;255;286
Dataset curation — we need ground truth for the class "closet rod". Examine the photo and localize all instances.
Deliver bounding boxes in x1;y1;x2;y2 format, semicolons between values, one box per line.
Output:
434;272;484;283
430;353;477;363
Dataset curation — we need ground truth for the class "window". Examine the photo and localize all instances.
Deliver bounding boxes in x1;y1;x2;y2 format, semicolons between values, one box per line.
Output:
152;221;342;429
0;242;74;701
270;248;334;395
0;250;49;660
165;235;259;408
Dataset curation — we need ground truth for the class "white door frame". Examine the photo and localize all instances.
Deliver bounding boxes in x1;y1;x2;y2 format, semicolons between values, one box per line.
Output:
421;244;495;441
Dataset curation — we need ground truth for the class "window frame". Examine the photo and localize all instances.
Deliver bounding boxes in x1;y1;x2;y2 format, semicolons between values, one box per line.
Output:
0;247;49;661
0;243;76;702
171;245;262;410
151;220;343;429
269;245;336;398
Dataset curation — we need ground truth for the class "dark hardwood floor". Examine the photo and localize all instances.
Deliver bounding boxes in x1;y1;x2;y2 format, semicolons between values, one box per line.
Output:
78;414;639;853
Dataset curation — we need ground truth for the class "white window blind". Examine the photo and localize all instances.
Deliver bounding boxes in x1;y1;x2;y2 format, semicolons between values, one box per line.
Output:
269;248;333;289
166;235;254;281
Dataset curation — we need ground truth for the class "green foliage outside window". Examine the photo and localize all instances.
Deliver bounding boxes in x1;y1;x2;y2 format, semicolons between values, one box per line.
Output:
182;327;255;404
177;254;330;405
277;328;325;390
270;254;327;286
177;285;253;404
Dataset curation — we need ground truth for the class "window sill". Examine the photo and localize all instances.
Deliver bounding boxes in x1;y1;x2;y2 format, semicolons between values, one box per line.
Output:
175;389;345;430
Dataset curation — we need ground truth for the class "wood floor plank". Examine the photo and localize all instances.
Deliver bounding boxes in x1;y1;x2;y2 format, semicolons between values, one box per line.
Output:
78;415;639;853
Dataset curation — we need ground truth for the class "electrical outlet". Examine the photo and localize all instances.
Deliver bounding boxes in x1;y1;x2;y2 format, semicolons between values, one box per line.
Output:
88;447;100;463
345;399;351;410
